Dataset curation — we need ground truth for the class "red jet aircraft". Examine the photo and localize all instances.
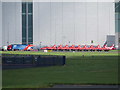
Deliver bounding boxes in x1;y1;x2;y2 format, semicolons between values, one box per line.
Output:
40;44;116;51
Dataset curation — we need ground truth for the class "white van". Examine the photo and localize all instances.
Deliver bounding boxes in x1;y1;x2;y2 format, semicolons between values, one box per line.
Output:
2;46;8;51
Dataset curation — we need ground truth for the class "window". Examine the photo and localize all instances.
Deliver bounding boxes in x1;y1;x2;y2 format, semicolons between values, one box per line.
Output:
115;3;120;12
28;3;33;13
22;2;33;44
22;3;26;13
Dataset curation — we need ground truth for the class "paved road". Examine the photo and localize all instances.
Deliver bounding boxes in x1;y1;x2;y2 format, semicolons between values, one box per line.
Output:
52;85;119;88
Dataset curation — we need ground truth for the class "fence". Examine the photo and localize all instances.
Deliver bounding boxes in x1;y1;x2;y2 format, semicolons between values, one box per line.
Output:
2;54;66;69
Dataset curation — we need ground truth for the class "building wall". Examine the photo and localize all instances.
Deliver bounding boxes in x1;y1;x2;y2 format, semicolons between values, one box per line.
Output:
115;32;120;49
1;2;116;47
115;2;120;49
33;2;115;46
115;12;120;49
2;2;22;46
115;13;120;33
0;1;2;47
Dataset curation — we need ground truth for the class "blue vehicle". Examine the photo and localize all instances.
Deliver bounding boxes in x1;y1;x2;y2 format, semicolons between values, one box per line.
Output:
7;44;34;51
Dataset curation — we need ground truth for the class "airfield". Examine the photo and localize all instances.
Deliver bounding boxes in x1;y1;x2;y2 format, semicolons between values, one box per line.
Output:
1;50;119;88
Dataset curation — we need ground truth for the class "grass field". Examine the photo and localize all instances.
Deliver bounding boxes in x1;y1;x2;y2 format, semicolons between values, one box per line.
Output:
1;51;119;88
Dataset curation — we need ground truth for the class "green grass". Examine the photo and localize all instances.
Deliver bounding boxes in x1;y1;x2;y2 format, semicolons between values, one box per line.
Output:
2;51;119;88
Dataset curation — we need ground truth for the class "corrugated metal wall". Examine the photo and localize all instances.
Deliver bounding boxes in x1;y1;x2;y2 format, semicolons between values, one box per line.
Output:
1;2;115;47
33;2;115;46
0;1;2;47
2;2;22;46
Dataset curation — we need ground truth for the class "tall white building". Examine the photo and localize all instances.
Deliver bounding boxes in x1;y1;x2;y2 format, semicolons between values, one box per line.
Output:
1;1;117;47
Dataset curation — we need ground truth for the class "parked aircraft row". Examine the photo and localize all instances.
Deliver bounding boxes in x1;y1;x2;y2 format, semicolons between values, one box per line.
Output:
41;44;116;51
1;44;116;51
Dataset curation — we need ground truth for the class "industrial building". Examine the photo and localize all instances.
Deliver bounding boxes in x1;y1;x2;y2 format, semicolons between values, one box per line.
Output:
0;0;119;48
115;1;120;49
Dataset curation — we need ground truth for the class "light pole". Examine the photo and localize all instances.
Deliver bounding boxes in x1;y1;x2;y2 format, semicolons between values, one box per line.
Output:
91;40;93;45
7;41;9;46
68;41;70;45
40;42;42;50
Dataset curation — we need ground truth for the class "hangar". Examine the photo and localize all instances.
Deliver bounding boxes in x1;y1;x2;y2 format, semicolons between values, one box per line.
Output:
0;0;119;48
